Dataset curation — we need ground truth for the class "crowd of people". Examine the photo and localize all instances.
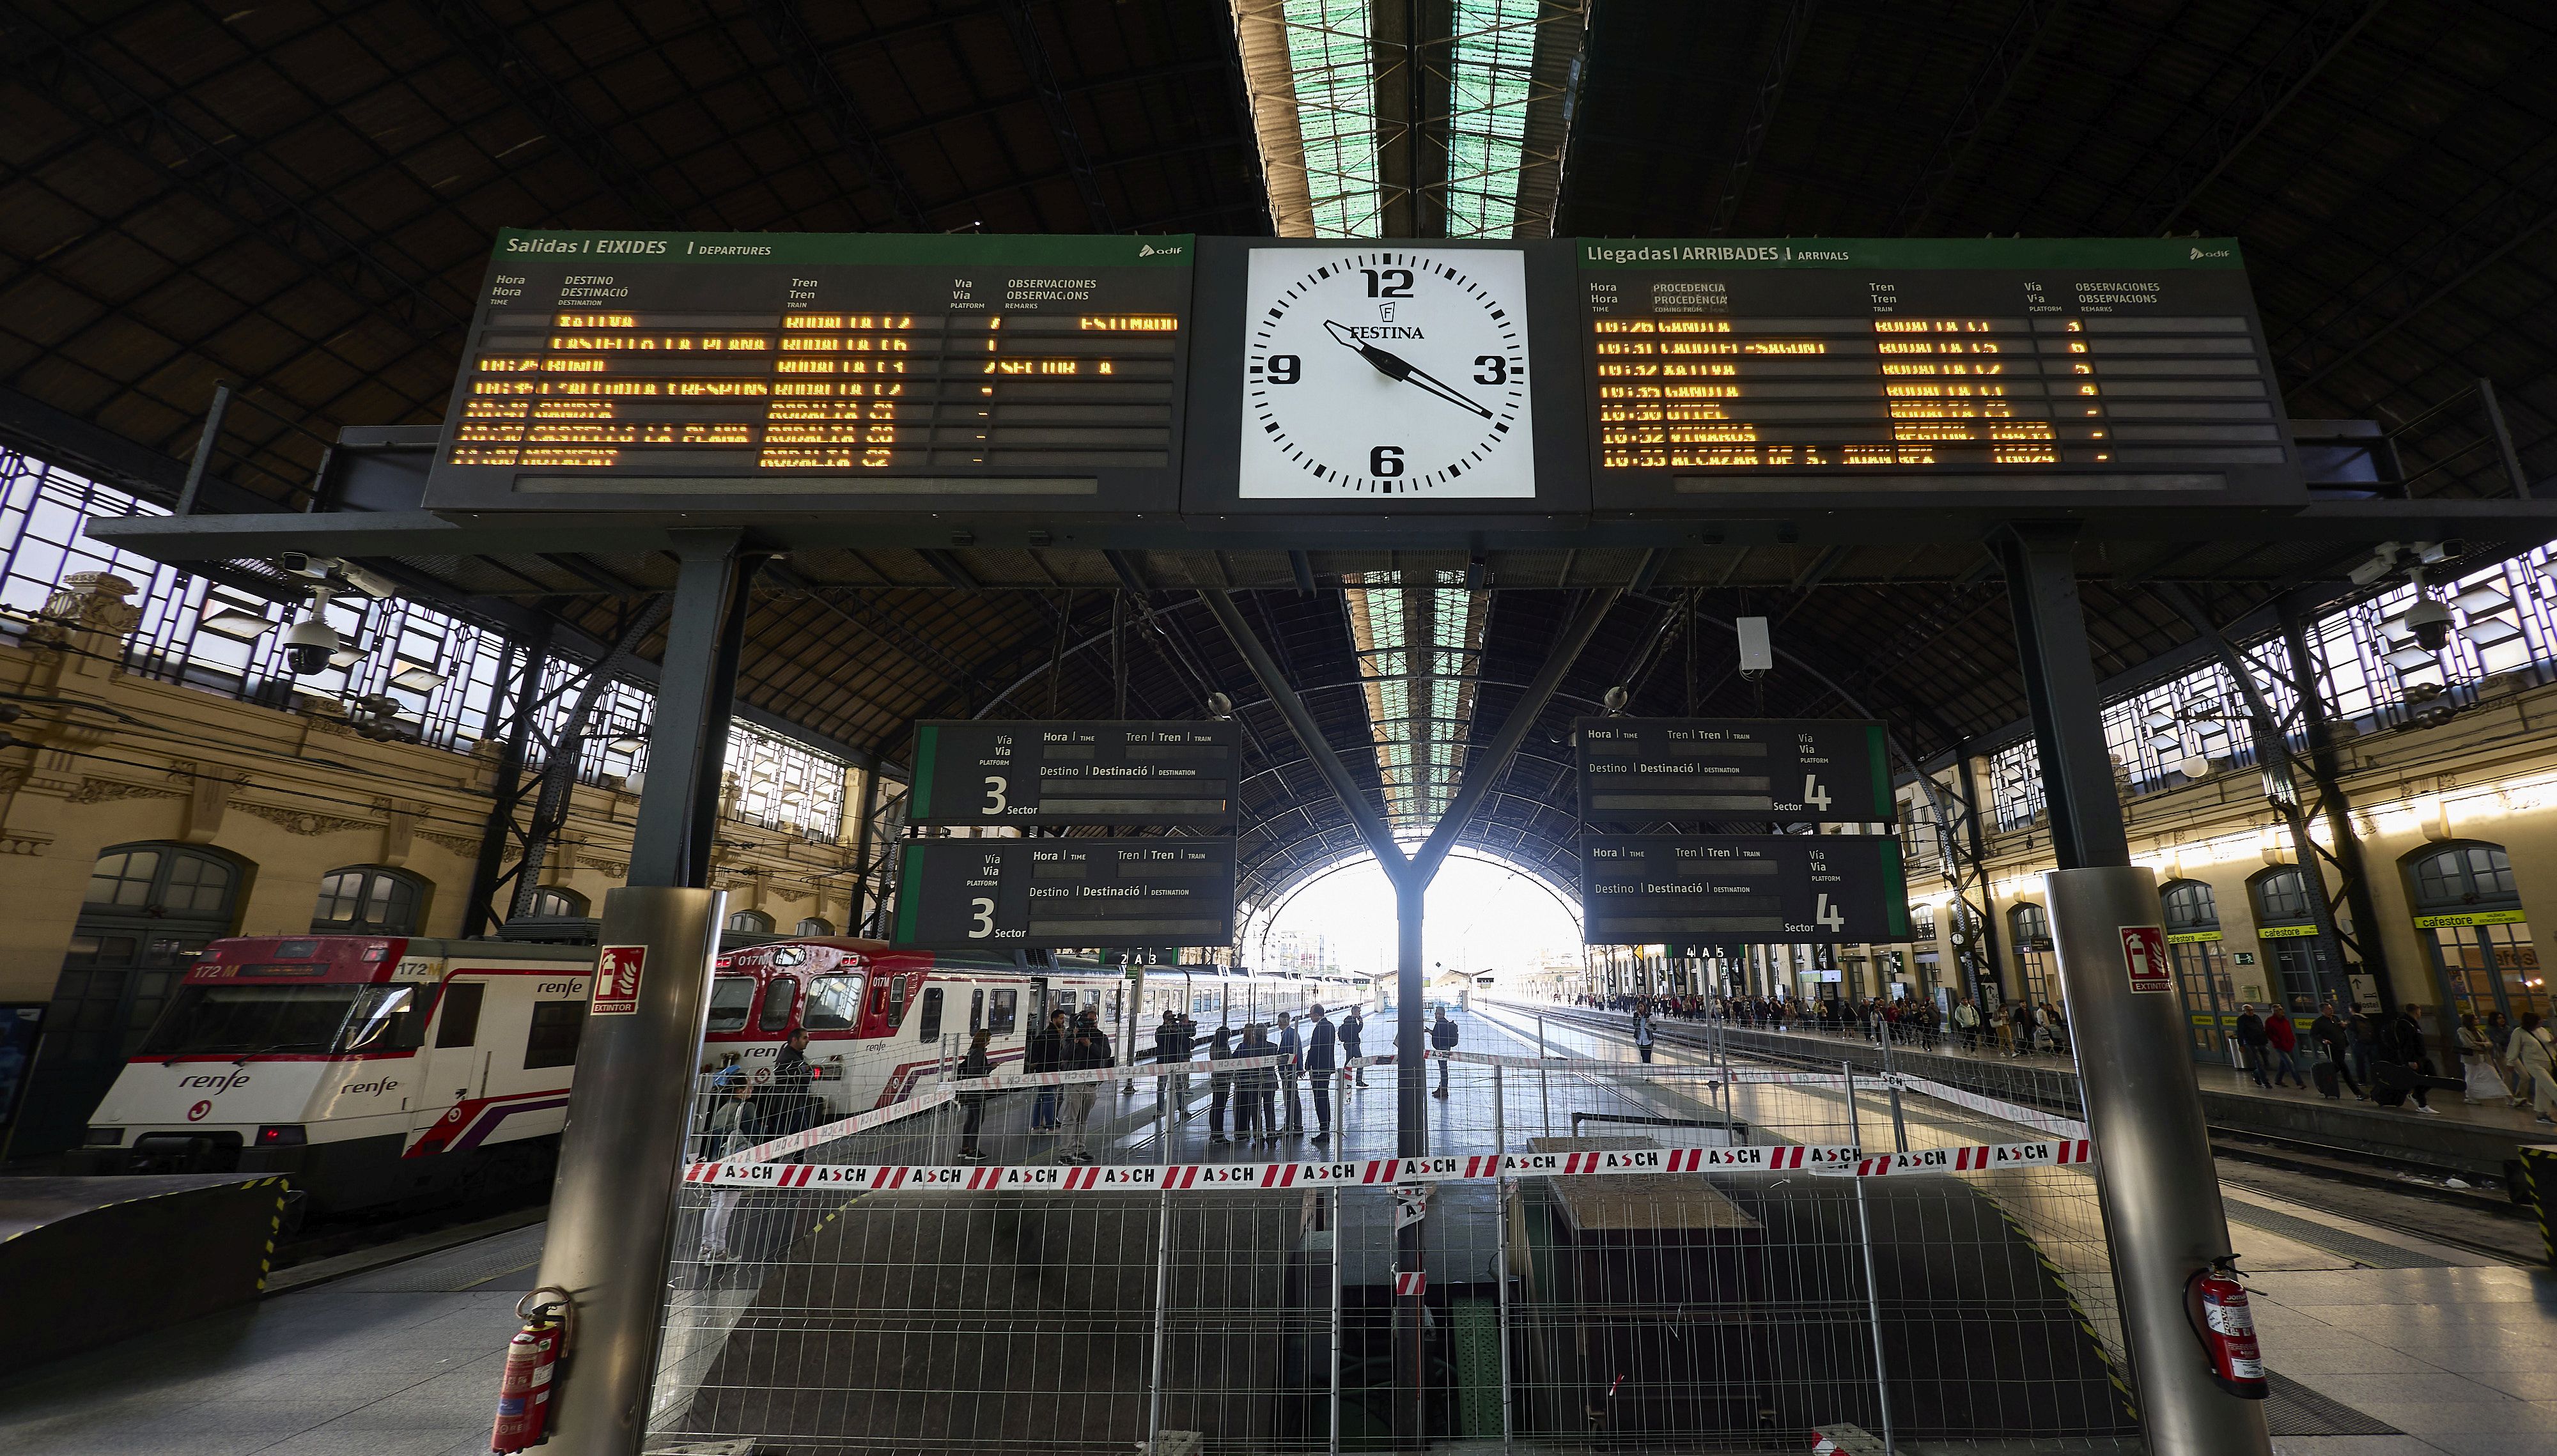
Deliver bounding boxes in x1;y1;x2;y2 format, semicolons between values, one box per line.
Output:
1573;987;2556;1124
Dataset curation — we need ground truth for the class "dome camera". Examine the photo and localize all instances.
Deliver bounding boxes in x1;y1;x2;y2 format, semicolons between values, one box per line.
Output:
2404;597;2453;653
282;587;343;675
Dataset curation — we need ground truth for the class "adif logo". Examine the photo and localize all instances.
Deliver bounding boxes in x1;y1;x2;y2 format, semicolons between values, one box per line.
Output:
178;1071;253;1093
1136;243;1185;258
2190;247;2231;260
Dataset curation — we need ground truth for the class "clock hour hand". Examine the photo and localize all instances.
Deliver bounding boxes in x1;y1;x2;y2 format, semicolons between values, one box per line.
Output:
1322;320;1495;419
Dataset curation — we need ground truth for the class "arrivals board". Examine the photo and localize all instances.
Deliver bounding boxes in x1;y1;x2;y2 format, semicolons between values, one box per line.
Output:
422;230;1192;513
890;837;1236;950
1576;717;1892;826
1580;835;1909;945
1578;238;2301;506
907;720;1239;828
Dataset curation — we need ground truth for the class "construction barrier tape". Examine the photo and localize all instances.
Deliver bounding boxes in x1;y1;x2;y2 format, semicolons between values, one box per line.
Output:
683;1138;2090;1192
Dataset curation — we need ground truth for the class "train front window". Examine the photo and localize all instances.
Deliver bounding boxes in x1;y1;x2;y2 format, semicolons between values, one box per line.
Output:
137;985;411;1058
705;977;755;1034
804;975;863;1031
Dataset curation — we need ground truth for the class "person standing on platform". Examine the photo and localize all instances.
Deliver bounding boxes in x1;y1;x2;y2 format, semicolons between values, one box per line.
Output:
1276;1011;1304;1133
1027;1009;1068;1134
2234;1004;2271;1088
1304;1004;1337;1143
955;1029;995;1163
1633;1009;1655;1064
1153;1010;1193;1120
1341;1005;1367;1088
2008;1000;2033;1058
2482;1011;2520;1106
1207;1024;1236;1145
1430;1008;1460;1096
2345;1002;2378;1085
2506;1011;2555;1124
694;1078;756;1263
2309;1003;2367;1101
1236;1023;1276;1143
2456;1011;2510;1105
2377;1003;2443;1116
1954;996;1981;1054
1059;1009;1112;1164
2262;1005;2306;1088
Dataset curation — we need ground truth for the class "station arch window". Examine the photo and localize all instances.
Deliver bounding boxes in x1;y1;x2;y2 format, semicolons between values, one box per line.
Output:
2403;841;2543;1023
726;909;775;935
529;887;588;918
2008;902;2053;1005
22;844;252;1156
795;917;834;937
2159;879;2237;1064
2246;867;2333;1012
313;865;430;936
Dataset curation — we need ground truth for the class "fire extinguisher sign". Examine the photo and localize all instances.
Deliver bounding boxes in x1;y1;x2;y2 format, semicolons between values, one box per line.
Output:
2119;925;2171;994
593;945;646;1016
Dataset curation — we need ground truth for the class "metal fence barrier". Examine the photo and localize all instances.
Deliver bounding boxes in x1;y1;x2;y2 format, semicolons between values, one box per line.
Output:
641;1052;2135;1455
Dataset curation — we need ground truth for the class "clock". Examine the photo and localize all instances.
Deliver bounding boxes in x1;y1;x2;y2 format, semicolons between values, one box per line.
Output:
1238;247;1534;499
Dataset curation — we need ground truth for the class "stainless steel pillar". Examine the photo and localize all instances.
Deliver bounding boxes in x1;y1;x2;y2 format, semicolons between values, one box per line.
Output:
2002;527;2269;1456
1394;874;1427;1445
535;887;725;1455
537;531;751;1455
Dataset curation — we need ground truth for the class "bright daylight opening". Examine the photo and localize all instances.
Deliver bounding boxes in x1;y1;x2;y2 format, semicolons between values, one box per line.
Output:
1254;849;1582;991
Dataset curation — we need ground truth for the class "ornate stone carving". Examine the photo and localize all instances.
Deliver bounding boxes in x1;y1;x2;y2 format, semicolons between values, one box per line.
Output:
66;777;186;805
1;831;53;856
233;800;376;837
38;573;143;635
415;830;485;859
579;856;631;878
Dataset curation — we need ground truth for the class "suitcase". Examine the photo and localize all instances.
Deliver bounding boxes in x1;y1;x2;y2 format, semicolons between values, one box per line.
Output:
2313;1060;2340;1096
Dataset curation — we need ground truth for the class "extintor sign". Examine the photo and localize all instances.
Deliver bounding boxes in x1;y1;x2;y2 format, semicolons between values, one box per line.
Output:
2119;925;2170;995
593;945;646;1016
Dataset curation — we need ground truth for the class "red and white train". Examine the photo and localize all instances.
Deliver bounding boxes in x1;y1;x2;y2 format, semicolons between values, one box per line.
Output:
66;932;1369;1215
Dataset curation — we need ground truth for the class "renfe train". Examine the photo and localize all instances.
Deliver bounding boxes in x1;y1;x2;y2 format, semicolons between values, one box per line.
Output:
65;933;1369;1216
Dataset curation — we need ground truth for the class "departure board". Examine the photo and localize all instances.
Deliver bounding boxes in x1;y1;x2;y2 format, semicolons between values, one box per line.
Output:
890;837;1236;950
422;230;1193;513
1580;835;1909;945
1576;717;1892;826
1578;238;2302;506
908;720;1238;829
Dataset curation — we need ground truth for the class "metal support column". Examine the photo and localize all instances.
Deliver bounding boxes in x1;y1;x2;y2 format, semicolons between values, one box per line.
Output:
2278;592;2400;1011
463;623;550;937
2000;526;2270;1456
536;531;748;1456
173;381;232;516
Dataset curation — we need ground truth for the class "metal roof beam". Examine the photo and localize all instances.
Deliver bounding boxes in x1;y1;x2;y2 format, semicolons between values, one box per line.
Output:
999;0;1115;232
748;0;935;231
1887;0;2062;235
1707;0;1819;236
2134;0;2390;235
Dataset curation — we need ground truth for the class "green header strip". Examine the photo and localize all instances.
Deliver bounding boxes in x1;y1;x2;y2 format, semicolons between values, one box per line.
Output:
1576;236;2247;271
1881;839;1908;938
908;727;938;820
488;228;1196;268
891;844;925;945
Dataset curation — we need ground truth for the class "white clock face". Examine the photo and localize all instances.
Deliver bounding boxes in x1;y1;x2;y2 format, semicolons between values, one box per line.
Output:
1239;247;1534;499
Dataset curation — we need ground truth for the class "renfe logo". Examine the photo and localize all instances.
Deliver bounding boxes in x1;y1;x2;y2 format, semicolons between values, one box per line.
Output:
339;1078;401;1097
593;945;646;1016
178;1071;253;1093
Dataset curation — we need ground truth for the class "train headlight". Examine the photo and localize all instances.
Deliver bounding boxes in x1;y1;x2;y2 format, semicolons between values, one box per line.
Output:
82;1126;125;1146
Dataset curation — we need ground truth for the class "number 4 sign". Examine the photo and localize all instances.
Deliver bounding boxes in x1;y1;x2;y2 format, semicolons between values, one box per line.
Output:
2119;925;2171;995
594;945;646;1015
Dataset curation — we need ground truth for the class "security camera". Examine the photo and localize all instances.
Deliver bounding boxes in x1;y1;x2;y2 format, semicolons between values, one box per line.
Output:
282;587;343;675
334;562;403;600
2405;597;2453;653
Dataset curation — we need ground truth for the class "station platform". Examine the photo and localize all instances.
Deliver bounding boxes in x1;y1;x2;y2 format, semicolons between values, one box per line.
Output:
4;1006;2550;1455
1505;1000;2554;1186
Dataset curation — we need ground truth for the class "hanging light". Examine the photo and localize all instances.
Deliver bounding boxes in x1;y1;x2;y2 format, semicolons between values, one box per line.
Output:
199;608;274;641
609;736;646;754
388;664;447;693
2177;753;2212;780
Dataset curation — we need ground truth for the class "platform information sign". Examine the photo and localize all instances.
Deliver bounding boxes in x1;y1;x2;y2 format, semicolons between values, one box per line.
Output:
423;230;1192;513
1580;835;1908;945
1578;237;2299;504
907;720;1238;828
890;837;1236;950
1575;717;1892;825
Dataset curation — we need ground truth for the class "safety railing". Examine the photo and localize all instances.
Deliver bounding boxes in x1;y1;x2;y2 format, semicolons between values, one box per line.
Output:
641;1050;2134;1454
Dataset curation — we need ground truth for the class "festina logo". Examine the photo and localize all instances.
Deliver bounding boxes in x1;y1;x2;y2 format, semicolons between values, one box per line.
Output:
1340;325;1424;339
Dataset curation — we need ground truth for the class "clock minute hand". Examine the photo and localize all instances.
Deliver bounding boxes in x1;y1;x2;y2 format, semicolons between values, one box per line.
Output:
1321;320;1494;419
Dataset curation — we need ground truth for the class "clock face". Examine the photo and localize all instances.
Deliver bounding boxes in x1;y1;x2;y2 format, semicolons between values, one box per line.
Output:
1238;247;1534;499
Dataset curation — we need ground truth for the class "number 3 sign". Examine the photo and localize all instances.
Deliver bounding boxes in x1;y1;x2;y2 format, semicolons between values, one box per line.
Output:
593;945;646;1015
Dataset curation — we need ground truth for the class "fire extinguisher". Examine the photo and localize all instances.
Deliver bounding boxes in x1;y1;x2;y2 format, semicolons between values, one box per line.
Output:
491;1285;573;1452
2186;1256;2269;1400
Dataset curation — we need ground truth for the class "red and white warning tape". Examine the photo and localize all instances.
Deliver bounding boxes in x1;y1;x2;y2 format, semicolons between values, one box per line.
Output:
1392;1270;1427;1296
685;1137;2090;1192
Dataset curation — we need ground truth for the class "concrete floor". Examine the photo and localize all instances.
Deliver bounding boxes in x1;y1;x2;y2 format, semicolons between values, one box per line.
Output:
3;1005;2548;1455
